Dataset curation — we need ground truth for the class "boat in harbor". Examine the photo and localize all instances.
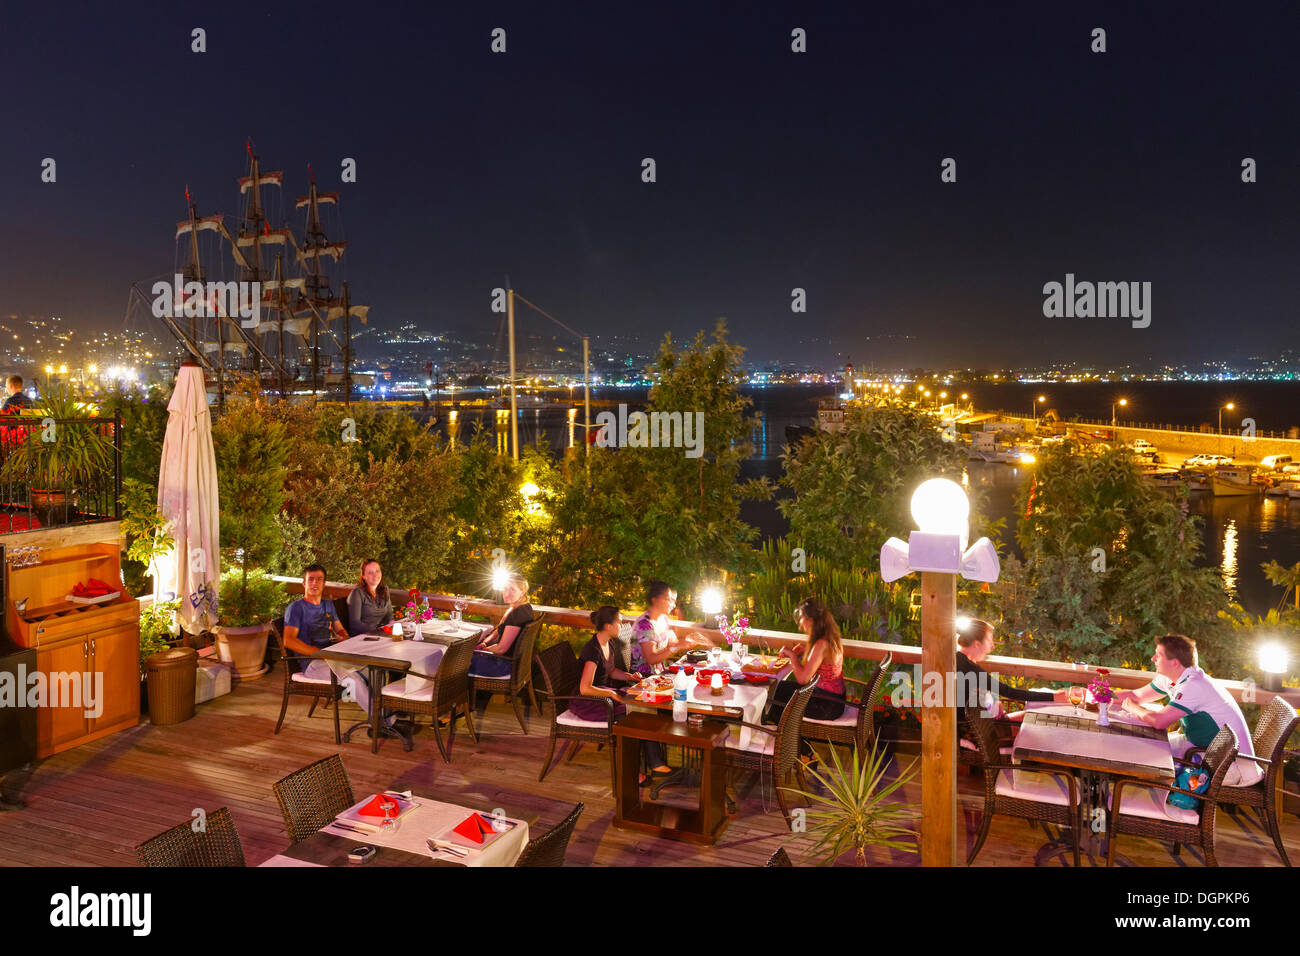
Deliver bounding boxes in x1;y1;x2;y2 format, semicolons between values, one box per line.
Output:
1210;465;1263;497
127;141;373;405
1265;478;1300;498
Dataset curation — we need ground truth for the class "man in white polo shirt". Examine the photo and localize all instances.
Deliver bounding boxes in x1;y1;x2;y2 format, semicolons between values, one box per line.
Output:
1113;633;1261;788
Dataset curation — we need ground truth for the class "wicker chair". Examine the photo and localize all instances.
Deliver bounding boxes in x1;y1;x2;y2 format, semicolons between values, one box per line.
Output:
136;806;246;867
764;846;794;867
514;801;584;867
801;653;893;756
270;619;345;744
379;636;479;761
535;642;620;792
272;753;357;845
472;613;545;734
1183;695;1297;867
1106;725;1239;868
721;675;821;827
966;707;1081;866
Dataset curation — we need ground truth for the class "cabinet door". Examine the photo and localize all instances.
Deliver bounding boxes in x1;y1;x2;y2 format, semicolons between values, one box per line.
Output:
89;625;141;731
36;640;91;753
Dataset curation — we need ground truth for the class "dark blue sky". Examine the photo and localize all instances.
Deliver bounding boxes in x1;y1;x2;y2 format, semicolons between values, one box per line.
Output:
2;0;1297;368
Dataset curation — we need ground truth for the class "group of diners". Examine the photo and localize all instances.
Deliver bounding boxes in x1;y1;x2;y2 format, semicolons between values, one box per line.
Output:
277;562;1259;792
955;618;1261;786
280;559;535;728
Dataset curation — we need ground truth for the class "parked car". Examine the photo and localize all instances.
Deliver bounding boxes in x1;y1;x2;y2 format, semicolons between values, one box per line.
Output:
1131;439;1156;454
1183;453;1232;468
1260;454;1294;470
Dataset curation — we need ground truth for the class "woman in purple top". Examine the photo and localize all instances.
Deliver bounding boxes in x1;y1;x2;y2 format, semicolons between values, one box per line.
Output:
571;605;669;781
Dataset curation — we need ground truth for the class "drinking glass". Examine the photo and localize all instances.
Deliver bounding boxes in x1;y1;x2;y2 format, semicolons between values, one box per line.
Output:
452;596;468;622
379;798;400;833
1068;685;1084;717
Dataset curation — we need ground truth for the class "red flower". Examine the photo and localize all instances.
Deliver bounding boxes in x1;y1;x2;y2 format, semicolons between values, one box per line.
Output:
408;588;421;601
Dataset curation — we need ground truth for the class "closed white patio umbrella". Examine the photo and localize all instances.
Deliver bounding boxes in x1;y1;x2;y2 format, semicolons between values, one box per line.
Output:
156;361;220;633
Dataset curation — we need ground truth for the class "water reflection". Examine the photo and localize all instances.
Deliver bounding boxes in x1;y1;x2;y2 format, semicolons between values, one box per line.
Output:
1220;519;1238;599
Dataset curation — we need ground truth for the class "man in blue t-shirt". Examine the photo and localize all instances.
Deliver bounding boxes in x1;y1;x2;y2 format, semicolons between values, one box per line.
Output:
284;564;382;722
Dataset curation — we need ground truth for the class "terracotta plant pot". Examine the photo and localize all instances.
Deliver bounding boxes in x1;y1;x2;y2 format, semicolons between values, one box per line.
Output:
214;623;271;680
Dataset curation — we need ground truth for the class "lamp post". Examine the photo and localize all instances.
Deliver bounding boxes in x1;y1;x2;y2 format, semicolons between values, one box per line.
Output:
881;479;1000;866
1111;397;1127;429
1219;402;1235;435
1032;395;1046;427
1258;642;1287;693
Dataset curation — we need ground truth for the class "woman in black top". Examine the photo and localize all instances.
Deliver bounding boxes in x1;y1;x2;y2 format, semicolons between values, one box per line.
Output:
957;617;1070;710
470;573;534;678
346;558;394;636
569;605;668;781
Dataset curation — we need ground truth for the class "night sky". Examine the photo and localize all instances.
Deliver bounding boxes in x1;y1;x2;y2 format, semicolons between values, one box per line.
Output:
2;1;1298;368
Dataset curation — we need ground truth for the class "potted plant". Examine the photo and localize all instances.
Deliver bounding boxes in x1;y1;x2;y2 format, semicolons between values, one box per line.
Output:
212;398;289;680
0;382;116;524
782;741;919;866
138;598;181;709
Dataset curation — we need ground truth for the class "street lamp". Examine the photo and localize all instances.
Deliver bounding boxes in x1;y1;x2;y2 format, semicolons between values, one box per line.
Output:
1032;395;1046;427
1112;397;1128;429
881;479;1000;867
1219;402;1236;435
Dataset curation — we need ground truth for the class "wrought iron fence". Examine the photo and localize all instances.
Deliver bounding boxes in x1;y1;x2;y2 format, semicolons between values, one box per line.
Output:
0;412;123;534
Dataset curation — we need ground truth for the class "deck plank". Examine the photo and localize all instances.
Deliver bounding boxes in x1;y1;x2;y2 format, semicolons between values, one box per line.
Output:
0;670;1295;867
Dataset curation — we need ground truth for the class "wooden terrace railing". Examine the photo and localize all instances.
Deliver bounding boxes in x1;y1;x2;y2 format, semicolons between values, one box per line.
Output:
273;577;1300;711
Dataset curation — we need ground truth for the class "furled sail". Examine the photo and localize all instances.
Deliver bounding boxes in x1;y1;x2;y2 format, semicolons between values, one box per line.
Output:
236;228;295;247
176;215;225;239
255;317;311;336
326;304;370;324
297;242;347;262
295;192;339;208
238;170;283;193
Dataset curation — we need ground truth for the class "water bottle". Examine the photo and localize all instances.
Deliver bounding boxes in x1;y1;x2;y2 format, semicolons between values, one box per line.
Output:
672;665;690;722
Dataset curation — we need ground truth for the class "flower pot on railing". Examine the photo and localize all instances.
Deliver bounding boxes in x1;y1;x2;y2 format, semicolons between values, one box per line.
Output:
214;623;271;680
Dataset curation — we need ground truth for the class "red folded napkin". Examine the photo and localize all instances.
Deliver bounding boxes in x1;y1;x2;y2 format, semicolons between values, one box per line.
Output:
356;794;400;820
72;580;115;597
452;813;495;844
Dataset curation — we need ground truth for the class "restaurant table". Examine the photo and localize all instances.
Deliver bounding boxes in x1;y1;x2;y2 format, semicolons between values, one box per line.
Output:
260;790;532;867
318;632;454;751
613;712;731;845
1012;702;1174;853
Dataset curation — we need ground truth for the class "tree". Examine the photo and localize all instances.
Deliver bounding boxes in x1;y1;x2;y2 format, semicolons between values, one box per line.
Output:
1262;560;1300;612
534;320;769;613
1002;441;1227;670
779;401;975;570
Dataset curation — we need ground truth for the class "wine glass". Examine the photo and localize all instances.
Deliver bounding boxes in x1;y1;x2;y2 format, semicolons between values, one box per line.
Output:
379;796;400;833
1068;685;1084;717
453;595;468;623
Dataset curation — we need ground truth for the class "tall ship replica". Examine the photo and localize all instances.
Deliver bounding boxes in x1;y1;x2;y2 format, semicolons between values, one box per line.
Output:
127;140;372;404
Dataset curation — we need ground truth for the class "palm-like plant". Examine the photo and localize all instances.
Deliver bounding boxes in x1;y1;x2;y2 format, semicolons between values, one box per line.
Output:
1262;560;1300;612
781;740;919;866
0;382;116;494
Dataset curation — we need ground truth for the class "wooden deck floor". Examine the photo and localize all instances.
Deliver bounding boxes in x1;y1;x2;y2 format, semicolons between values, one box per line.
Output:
0;672;1295;867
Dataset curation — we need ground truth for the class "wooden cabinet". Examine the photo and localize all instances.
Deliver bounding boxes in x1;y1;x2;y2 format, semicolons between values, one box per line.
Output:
4;526;141;757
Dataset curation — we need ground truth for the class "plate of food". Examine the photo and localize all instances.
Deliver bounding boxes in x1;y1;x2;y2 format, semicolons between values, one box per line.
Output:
742;655;789;676
636;674;675;695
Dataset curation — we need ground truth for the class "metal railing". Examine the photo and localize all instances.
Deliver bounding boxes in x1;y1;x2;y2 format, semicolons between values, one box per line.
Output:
0;412;123;534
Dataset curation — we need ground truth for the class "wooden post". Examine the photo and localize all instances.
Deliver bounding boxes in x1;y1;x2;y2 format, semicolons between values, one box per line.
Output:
920;571;957;866
508;288;518;461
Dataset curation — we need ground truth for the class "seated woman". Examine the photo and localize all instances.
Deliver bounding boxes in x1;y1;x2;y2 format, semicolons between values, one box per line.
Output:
957;617;1070;712
627;580;710;676
767;598;849;746
570;605;670;781
346;558;394;636
470;573;533;678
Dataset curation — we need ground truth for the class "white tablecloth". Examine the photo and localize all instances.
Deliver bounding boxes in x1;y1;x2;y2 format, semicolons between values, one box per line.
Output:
629;675;770;751
325;633;449;694
322;794;529;867
257;854;325;867
1013;702;1175;781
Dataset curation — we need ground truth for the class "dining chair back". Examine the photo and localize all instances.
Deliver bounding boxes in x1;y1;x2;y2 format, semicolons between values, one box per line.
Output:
514;801;584;867
136;806;246;867
270;619;344;743
272;754;356;845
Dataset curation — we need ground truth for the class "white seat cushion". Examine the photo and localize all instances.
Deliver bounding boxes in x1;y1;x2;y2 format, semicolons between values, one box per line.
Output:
291;671;335;685
995;769;1073;807
380;678;433;702
1224;759;1265;789
726;732;776;756
803;704;859;727
1108;785;1200;825
960;738;1013;756
555;709;609;729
